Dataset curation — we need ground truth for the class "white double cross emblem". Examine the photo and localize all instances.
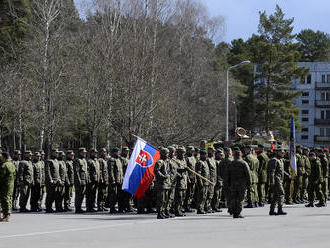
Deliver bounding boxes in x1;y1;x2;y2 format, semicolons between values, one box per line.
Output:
139;153;148;164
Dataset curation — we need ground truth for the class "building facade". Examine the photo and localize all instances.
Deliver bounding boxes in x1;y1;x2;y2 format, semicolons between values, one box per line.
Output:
292;62;330;147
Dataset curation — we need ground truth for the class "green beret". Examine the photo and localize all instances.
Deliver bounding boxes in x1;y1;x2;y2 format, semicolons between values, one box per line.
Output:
200;149;207;154
78;147;87;153
177;146;186;152
111;147;120;153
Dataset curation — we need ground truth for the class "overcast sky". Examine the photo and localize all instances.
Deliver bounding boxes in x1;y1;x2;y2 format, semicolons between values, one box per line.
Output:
74;0;330;43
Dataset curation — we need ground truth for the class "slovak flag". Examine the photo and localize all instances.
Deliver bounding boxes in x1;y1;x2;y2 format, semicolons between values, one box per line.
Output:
122;137;160;198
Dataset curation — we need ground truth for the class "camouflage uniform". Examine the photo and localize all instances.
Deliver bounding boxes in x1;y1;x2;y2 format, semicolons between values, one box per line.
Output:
74;148;89;213
18;152;34;211
45;151;61;213
184;147;196;212
206;150;217;212
30;153;44;211
108;148;123;213
244;150;259;207
257;151;269;205
64;151;74;211
97;149;109;211
174;148;188;216
86;149;100;212
195;151;209;214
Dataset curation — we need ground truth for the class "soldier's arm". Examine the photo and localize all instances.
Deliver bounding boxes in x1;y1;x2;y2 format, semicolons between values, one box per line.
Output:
154;161;168;179
108;160;115;184
244;162;252;187
17;162;24;184
73;160;82;185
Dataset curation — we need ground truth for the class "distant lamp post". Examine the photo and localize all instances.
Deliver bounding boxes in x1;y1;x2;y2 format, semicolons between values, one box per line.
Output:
225;60;250;141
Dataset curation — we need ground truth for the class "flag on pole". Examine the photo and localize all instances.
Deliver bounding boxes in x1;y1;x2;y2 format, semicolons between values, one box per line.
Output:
122;137;160;198
289;116;297;173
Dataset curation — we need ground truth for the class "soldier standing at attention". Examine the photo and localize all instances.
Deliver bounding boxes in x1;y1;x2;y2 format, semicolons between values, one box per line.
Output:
174;146;188;217
86;148;100;212
12;150;21;210
184;146;196;213
30;152;44;212
222;147;233;214
306;152;325;207
212;148;224;212
64;150;74;211
293;145;305;203
154;148;171;219
283;151;294;205
74;147;89;213
227;148;251;218
317;148;329;204
45;149;61;213
268;148;287;216
119;146;133;213
196;149;209;214
206;146;217;213
97;148;109;211
0;152;16;222
302;147;311;202
38;150;46;211
256;144;269;207
167;146;177;215
108;147;123;213
244;146;259;208
57;151;67;212
18;150;34;212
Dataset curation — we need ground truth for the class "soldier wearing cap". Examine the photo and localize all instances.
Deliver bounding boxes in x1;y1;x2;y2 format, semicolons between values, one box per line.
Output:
166;146;177;216
293;145;306;204
268;148;286;215
74;147;89;213
108;147;123;213
221;147;233;214
227;147;251;218
38;150;46;210
0;152;16;222
243;145;259;208
306;152;325;207
302;147;311;201
184;146;197;212
86;148;100;212
174;146;188;217
45;149;61;213
30;152;44;212
12;150;21;210
119;146;133;213
196;149;209;214
57;151;67;212
64;150;75;211
205;146;216;213
97;148;109;211
212;148;224;212
154;148;171;219
316;148;329;203
18;150;34;212
256;144;269;207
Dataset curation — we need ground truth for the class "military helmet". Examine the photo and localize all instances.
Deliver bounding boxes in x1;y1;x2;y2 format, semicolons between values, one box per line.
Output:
168;146;176;152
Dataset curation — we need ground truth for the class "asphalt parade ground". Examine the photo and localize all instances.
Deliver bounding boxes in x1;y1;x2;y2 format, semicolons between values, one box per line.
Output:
1;203;330;248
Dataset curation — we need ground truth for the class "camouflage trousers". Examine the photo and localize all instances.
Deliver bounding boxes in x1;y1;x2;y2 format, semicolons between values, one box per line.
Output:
157;189;169;212
108;183;121;209
284;179;294;203
0;184;14;216
212;184;222;210
184;182;195;209
293;175;303;200
197;185;207;211
302;174;309;199
205;185;214;211
174;189;186;212
246;183;258;204
97;183;108;209
167;186;176;211
269;184;284;211
229;188;245;216
322;178;328;200
45;184;61;210
12;181;19;209
257;182;266;203
64;185;73;208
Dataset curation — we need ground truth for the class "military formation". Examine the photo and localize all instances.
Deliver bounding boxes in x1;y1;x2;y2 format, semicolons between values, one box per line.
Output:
0;142;329;222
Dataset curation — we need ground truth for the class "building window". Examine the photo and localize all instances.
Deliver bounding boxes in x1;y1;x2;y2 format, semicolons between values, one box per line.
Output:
322;75;326;83
302;128;308;132
321;110;330;120
301;135;308;140
321;92;330;101
320;128;330;137
302;100;309;104
302;92;309;97
302;110;309;115
302;117;309;122
307;74;311;84
327;75;330;83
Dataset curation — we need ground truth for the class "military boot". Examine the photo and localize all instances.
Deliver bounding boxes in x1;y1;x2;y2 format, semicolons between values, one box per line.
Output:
157;211;166;219
175;210;185;217
269;206;277;216
315;202;326;207
277;207;287;215
305;202;314;207
0;215;10;222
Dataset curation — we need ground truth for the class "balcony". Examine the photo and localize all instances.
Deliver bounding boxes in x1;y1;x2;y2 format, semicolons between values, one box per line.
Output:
315;100;330;108
314;119;330;125
316;82;330;90
314;136;330;144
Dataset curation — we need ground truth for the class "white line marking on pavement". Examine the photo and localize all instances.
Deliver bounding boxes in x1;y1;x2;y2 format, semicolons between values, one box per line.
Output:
0;220;160;239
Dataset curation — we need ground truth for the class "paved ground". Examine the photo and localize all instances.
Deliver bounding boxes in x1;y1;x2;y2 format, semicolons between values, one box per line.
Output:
1;204;330;248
